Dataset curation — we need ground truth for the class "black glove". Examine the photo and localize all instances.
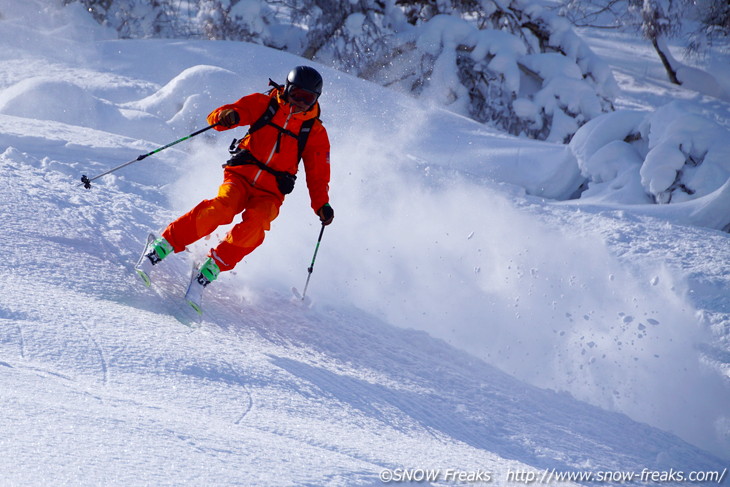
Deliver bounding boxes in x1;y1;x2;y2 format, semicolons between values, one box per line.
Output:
217;108;240;127
318;203;334;226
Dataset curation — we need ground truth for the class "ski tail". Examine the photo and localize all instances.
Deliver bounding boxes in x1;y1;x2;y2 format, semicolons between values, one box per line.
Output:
187;301;203;316
185;263;205;316
134;233;157;287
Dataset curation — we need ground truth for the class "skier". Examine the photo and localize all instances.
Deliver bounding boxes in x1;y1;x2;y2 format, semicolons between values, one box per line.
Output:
135;65;334;312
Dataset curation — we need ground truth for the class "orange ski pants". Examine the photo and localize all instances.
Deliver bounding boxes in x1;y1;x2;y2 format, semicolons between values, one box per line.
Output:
162;171;281;272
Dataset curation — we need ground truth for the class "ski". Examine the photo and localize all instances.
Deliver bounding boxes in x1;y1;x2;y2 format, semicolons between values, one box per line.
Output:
185;262;205;316
133;234;202;327
134;232;157;287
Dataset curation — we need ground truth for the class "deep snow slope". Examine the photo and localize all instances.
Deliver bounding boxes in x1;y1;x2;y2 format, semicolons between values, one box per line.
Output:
0;1;728;484
0;138;725;484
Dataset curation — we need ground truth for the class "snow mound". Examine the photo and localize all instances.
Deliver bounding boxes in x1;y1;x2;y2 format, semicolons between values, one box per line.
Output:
570;102;730;227
0;77;162;141
641;103;730;203
123;65;249;131
0;77;117;125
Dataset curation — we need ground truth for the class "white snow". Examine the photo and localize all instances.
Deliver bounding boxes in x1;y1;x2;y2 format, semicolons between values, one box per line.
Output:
0;0;729;485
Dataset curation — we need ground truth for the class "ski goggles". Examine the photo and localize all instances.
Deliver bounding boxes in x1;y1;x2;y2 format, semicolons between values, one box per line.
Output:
288;85;319;107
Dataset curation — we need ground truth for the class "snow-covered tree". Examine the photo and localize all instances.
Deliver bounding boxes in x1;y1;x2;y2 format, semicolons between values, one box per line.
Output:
65;0;178;38
289;0;616;142
687;0;730;53
570;101;730;205
65;0;617;142
559;0;729;88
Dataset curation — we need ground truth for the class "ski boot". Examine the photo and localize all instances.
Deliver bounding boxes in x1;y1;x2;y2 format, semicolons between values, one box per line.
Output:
185;257;220;315
135;234;173;286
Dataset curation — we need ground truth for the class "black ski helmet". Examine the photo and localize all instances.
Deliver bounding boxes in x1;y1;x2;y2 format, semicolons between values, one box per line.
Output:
285;65;323;100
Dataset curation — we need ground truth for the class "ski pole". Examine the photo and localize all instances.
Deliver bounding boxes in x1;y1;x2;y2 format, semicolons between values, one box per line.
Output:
80;123;220;189
300;224;326;301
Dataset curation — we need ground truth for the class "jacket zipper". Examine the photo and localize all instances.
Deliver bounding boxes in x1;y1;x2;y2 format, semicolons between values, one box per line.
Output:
252;109;294;186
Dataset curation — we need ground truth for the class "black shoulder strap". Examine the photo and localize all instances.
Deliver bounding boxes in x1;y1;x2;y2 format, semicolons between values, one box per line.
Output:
247;96;279;136
297;118;316;162
267;78;283;91
296;102;321;161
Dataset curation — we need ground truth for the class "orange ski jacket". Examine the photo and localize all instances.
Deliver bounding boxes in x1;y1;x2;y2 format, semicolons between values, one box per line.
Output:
207;87;330;213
